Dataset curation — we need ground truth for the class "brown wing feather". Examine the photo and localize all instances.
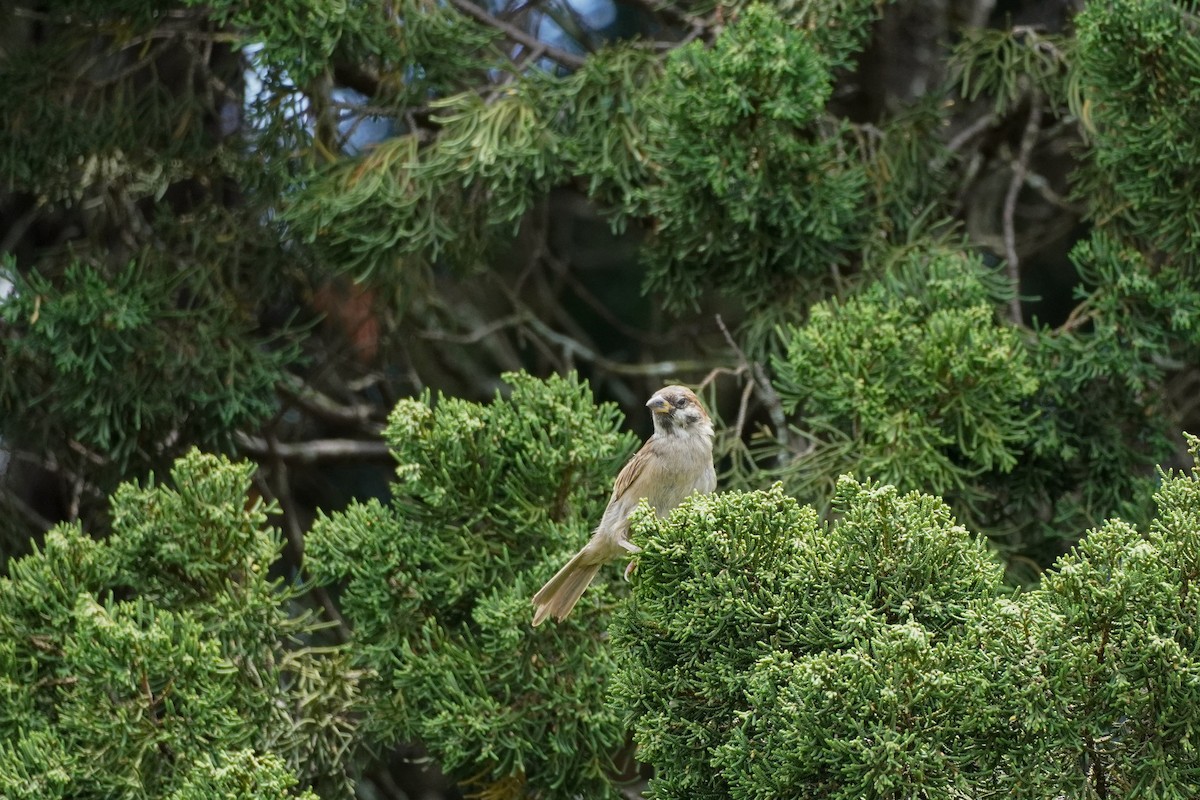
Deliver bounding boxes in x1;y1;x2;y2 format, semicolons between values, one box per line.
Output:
608;439;657;502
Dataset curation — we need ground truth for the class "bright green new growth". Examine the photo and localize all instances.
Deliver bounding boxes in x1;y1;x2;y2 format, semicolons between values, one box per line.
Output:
305;371;638;798
2;382;1200;799
615;437;1200;799
613;479;1004;800
166;750;319;800
0;451;355;799
772;245;1038;518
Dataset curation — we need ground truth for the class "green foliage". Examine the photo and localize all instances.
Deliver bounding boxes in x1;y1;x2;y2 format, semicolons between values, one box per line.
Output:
863;99;958;242
658;0;883;71
988;439;1200;796
612;478;1004;799
289;82;566;281
284;4;883;308
168;750;319;800
973;231;1192;568
977;335;1164;574
305;372;638;798
765;239;1179;570
7;0;1200;794
951;26;1073;116
634;4;870;309
556;46;664;214
1074;0;1200;259
0;451;357;798
195;0;419;85
1067;231;1200;393
0;2;311;504
0;260;294;475
616;441;1200;798
0;13;209;193
772;0;886;70
771;245;1038;517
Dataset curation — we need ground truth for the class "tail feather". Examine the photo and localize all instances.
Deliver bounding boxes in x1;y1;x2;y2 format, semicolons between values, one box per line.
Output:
532;550;604;626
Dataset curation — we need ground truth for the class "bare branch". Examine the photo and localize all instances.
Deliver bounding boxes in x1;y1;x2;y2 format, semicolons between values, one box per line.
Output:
422;310;711;377
945;112;996;155
236;433;391;464
522;313;709;376
254;459;351;644
277;379;385;434
1003;89;1043;326
713;314;795;464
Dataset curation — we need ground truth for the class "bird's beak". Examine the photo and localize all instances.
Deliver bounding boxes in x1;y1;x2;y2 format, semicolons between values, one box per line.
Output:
646;395;671;414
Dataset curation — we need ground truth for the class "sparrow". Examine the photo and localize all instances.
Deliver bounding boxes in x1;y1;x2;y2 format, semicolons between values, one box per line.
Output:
532;385;716;626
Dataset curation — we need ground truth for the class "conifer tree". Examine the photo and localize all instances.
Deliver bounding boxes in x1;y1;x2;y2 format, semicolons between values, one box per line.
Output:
0;451;358;798
3;0;1200;796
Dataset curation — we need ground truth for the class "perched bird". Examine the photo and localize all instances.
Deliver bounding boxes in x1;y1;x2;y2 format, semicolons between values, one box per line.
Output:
532;385;716;626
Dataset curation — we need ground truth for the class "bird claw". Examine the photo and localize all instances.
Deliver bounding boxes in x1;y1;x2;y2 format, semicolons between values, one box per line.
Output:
623;560;638;582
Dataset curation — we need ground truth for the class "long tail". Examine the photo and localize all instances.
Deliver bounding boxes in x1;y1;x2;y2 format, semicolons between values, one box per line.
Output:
531;549;603;626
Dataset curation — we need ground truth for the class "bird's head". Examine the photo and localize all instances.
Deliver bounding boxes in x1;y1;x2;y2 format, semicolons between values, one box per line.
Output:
646;385;712;438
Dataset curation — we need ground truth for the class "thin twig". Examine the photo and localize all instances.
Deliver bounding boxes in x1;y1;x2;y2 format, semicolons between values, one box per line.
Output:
444;0;587;69
544;252;657;344
1003;89;1043;325
732;378;754;443
235;433;391;464
424;309;710;377
713;314;794;463
257;455;352;644
945;112;996;155
1054;298;1094;335
523;313;709;376
2;489;57;533
421;313;528;345
636;0;705;29
277;379;385;433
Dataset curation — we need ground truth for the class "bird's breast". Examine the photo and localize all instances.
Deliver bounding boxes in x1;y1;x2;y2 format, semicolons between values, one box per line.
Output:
643;438;714;515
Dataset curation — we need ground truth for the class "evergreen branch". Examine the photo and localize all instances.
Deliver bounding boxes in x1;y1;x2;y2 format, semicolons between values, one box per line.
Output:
444;0;587;69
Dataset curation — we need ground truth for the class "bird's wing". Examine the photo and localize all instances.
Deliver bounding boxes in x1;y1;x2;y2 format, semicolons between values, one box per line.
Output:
609;440;657;502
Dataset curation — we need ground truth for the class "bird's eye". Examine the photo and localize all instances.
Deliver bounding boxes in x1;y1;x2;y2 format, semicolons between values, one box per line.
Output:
673;397;687;408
